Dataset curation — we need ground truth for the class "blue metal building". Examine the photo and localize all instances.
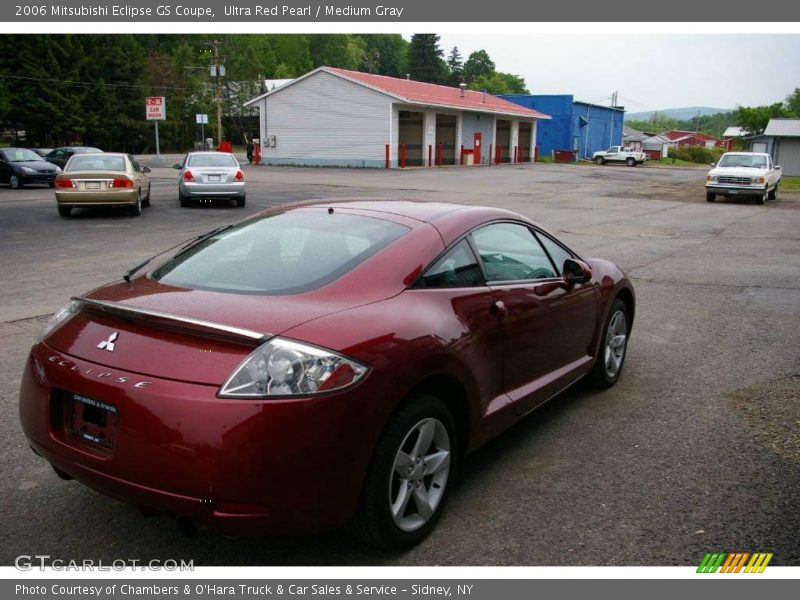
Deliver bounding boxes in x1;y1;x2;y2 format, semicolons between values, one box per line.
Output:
499;95;624;159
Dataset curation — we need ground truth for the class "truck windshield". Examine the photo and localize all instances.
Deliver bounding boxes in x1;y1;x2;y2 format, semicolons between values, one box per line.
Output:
718;155;767;168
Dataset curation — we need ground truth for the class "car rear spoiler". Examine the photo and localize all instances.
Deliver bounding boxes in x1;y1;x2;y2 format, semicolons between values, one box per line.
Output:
73;297;270;347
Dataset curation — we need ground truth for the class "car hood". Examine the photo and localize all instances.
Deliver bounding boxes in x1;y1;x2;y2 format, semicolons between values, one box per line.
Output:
43;273;405;386
708;166;767;178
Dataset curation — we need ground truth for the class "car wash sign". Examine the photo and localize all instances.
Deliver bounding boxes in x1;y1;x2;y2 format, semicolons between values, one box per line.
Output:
145;96;166;120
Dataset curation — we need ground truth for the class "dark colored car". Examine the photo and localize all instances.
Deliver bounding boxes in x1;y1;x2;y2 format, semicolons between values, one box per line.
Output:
44;146;103;169
19;200;635;550
30;148;54;158
0;148;61;189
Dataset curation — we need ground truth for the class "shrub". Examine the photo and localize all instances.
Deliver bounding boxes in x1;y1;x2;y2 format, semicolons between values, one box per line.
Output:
668;145;726;164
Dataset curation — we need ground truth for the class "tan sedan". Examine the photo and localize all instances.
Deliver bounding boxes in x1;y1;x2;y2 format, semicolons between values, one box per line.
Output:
54;153;152;218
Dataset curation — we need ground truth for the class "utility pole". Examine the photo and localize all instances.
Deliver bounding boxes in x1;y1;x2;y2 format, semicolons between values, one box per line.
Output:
208;39;223;147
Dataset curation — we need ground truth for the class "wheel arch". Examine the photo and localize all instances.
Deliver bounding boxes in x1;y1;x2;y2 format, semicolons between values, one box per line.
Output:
403;374;472;459
616;286;635;330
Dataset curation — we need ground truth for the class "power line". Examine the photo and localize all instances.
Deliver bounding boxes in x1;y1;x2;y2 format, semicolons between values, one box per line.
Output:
0;73;193;92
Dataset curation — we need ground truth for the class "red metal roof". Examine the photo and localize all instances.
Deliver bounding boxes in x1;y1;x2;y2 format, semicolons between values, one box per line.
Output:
325;67;549;119
663;130;719;142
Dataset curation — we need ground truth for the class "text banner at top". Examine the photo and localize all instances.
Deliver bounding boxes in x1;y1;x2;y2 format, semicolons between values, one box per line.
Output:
4;0;800;22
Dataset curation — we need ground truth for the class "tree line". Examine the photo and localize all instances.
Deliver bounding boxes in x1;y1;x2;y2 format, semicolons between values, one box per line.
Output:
0;33;526;152
626;88;800;140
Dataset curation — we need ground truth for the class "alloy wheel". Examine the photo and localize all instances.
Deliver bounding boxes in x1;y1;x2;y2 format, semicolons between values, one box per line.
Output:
604;310;628;378
389;417;451;533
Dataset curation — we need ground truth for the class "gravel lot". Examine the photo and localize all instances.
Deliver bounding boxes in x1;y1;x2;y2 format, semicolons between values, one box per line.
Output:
1;160;798;566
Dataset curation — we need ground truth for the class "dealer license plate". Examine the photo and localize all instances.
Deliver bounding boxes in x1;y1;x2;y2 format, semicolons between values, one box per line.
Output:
68;393;120;448
85;181;101;190
208;175;221;182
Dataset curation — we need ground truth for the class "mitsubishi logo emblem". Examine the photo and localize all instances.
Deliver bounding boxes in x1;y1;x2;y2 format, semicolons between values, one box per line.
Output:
97;332;118;352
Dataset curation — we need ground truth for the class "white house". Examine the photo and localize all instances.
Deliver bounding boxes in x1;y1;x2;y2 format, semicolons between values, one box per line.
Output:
243;66;550;168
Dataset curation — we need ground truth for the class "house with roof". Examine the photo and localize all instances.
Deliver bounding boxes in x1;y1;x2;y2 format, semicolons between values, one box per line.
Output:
748;118;800;176
499;94;624;159
623;125;648;151
662;130;729;149
243;66;550;168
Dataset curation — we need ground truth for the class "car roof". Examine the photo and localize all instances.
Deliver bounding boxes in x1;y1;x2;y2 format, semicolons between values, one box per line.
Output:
281;199;533;246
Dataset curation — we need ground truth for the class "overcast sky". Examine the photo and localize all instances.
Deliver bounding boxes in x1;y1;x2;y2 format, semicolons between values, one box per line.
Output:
434;34;800;113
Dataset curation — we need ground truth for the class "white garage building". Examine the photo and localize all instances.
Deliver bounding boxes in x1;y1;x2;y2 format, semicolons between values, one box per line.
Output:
243;66;550;168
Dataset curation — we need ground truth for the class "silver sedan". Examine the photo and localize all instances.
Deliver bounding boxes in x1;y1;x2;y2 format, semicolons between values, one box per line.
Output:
174;152;246;207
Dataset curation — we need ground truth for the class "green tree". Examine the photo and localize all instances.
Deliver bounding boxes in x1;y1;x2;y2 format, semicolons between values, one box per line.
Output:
462;50;495;84
447;46;463;85
407;34;445;83
356;34;408;76
785;87;800;116
470;72;528;95
735;103;791;135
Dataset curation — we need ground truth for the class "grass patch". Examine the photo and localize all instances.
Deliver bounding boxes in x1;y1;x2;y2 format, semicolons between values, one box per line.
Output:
655;157;703;167
535;155;554;163
780;176;800;191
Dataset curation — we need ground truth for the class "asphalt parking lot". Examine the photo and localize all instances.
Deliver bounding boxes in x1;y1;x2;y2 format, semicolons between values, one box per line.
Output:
1;159;798;566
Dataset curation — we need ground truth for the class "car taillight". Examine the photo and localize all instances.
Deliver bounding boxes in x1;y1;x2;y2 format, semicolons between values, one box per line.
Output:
234;170;244;182
55;178;75;188
183;170;194;182
112;178;134;188
219;337;368;398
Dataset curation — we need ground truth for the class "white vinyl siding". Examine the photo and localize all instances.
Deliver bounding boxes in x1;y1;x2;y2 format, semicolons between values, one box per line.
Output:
260;70;393;165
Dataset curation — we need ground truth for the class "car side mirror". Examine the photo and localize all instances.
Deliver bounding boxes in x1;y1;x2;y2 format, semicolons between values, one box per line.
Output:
563;258;592;285
142;166;151;173
775;165;781;170
172;163;181;169
710;162;716;167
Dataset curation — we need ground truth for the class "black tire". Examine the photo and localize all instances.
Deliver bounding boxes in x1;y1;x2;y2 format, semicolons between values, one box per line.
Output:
355;395;458;551
706;191;716;202
626;157;636;167
590;298;630;389
595;156;605;165
755;188;766;205
129;192;142;216
57;205;71;218
142;183;151;207
10;175;22;189
48;182;55;189
236;194;246;208
178;190;189;207
768;183;778;201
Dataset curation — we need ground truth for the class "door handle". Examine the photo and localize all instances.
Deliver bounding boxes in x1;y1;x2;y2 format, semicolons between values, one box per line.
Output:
490;300;508;321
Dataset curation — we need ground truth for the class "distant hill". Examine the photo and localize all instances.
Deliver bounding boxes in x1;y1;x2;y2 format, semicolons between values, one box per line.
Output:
625;107;733;122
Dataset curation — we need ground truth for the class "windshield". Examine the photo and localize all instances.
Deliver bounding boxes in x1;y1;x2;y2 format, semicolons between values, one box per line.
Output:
718;154;768;169
67;155;125;172
1;148;43;162
187;154;237;168
151;210;409;294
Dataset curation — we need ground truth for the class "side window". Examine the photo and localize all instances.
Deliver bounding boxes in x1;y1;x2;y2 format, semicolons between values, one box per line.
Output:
536;232;573;275
471;223;557;282
418;239;483;288
129;156;141;173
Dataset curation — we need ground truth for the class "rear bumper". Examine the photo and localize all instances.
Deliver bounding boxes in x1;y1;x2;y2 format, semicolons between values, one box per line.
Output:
19;343;390;535
180;182;245;198
55;190;138;205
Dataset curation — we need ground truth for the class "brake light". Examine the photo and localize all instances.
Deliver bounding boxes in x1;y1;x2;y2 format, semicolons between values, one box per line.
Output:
183;170;194;182
112;178;134;188
55;178;75;189
234;170;244;182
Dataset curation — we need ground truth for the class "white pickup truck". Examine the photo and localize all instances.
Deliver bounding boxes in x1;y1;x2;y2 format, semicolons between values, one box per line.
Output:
592;146;648;166
705;152;781;205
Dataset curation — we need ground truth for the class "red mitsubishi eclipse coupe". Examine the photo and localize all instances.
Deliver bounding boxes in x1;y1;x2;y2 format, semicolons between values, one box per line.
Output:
19;200;634;550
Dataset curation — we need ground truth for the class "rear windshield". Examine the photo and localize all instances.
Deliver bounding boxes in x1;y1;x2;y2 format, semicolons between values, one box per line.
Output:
67;155;125;172
187;154;237;168
150;211;409;294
